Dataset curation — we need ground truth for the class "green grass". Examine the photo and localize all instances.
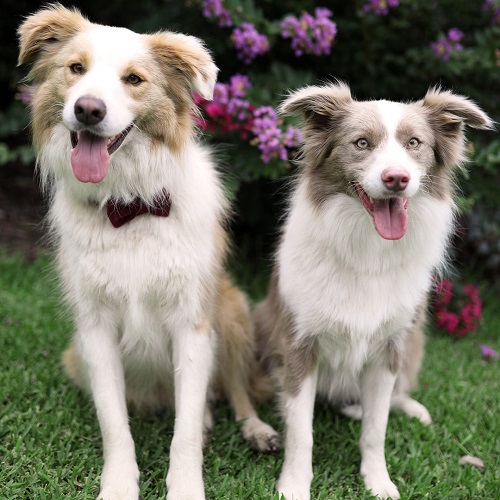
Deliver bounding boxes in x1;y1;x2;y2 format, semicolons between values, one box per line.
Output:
1;253;499;499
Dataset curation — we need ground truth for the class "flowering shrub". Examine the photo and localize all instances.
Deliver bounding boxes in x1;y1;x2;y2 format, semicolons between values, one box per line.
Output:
195;75;301;164
431;28;464;61
201;0;232;27
280;8;337;56
483;0;500;24
434;280;482;337
5;0;499;279
363;0;400;16
231;22;270;64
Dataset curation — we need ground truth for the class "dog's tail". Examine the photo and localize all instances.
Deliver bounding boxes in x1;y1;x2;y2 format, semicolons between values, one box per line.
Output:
214;276;274;406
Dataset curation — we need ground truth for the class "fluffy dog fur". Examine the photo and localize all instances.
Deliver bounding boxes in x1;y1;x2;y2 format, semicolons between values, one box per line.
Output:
18;4;279;499
254;82;493;499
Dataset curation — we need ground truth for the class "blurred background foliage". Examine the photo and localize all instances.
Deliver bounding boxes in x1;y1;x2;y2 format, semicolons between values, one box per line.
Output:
1;0;499;288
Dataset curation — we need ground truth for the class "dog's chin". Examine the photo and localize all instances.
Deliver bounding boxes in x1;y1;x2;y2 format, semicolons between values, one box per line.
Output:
354;184;410;241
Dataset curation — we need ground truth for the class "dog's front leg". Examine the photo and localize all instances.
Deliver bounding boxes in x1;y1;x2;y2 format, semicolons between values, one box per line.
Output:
78;325;139;500
166;326;216;500
276;351;318;500
359;360;400;499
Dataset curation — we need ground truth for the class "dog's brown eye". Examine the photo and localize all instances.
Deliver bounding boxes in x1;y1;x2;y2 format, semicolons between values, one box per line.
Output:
356;138;369;149
69;63;84;74
408;138;420;148
126;74;143;85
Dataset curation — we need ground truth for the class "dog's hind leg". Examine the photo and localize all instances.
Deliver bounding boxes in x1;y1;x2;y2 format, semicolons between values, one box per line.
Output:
226;362;281;453
166;325;216;500
391;313;431;425
341;396;431;426
76;322;140;500
390;394;432;425
216;278;281;452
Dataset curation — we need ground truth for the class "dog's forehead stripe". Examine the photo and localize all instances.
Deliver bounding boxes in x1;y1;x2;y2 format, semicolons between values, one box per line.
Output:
80;25;147;66
375;100;406;137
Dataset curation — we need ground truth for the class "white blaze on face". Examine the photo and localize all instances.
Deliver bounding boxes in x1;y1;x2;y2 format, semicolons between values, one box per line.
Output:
360;101;423;240
62;26;144;183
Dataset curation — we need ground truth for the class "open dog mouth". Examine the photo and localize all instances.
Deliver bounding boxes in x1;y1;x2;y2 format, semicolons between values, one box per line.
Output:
354;184;409;240
70;124;133;183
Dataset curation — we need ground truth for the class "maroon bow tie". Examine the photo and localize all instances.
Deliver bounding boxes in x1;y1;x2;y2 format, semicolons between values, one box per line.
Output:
107;189;171;228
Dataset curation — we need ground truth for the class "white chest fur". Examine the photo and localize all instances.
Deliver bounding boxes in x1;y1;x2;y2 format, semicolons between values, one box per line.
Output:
43;137;224;370
278;182;454;400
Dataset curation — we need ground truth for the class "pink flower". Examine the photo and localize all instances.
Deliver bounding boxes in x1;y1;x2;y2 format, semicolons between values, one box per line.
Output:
434;280;482;337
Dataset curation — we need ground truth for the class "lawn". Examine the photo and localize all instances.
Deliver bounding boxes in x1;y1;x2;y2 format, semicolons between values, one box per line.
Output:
0;253;498;499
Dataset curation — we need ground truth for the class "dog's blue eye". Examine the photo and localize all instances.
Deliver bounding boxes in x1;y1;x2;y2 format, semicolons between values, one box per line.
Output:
356;138;369;149
127;74;143;85
408;138;420;148
69;63;84;74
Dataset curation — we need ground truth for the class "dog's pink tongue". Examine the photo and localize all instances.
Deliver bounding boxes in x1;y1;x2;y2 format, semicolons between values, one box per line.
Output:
71;131;109;183
373;197;408;240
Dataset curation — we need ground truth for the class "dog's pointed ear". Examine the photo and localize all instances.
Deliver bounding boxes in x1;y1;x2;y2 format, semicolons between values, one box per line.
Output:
148;32;218;100
18;4;88;67
422;87;494;168
279;82;352;129
423;87;494;132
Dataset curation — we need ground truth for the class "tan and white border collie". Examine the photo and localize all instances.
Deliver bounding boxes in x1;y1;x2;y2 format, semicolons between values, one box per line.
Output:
18;5;279;499
254;82;493;499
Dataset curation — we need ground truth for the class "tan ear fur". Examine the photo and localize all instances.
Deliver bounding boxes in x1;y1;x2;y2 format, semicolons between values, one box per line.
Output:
147;32;218;100
17;3;88;67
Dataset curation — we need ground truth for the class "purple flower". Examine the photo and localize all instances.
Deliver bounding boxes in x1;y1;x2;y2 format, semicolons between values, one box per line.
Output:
199;75;299;164
229;74;251;98
231;22;270;64
251;106;288;163
447;27;464;42
480;344;499;358
431;28;464;61
483;0;500;24
280;8;337;57
363;0;399;16
201;0;233;27
213;83;230;105
283;126;303;148
16;85;33;106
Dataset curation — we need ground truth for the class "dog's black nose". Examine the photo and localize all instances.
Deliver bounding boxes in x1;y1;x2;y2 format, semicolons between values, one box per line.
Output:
74;96;107;126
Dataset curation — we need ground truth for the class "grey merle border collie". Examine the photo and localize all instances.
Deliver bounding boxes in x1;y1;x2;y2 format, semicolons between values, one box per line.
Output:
254;82;493;499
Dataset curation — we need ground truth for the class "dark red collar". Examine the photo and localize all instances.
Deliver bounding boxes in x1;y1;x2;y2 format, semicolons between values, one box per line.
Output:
106;189;171;228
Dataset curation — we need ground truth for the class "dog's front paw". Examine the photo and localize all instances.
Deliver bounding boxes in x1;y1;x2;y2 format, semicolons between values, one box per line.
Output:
98;461;139;500
363;475;400;499
166;469;205;500
166;483;205;500
276;476;311;500
241;416;282;453
98;483;139;500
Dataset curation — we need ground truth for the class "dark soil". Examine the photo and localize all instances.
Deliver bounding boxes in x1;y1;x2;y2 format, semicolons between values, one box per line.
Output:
0;161;47;260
